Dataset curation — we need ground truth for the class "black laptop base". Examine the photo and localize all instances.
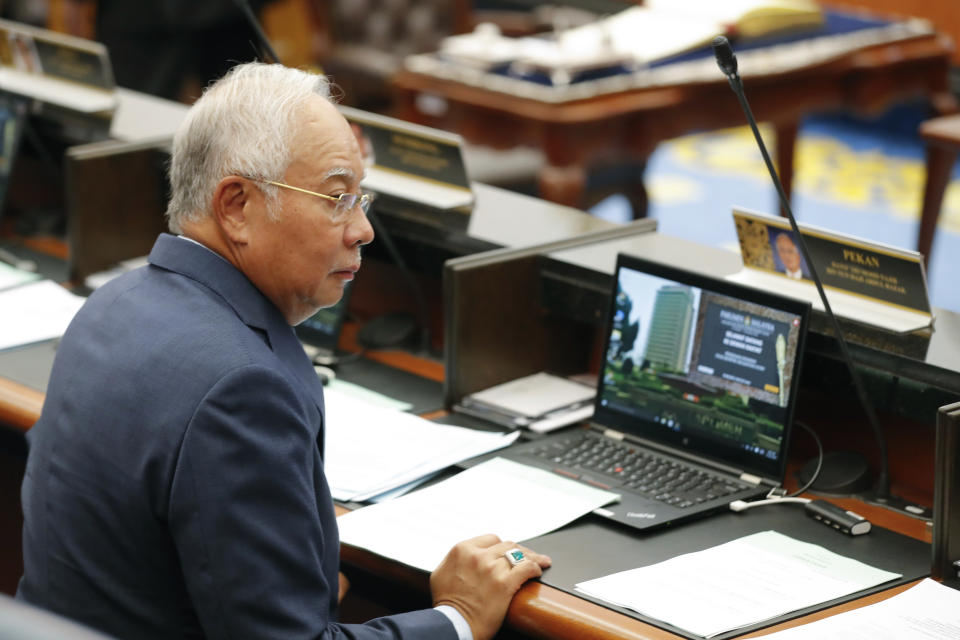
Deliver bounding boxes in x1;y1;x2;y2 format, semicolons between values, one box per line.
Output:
502;427;771;532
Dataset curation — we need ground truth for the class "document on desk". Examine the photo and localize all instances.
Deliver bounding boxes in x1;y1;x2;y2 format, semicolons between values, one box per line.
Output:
0;280;85;351
575;530;900;638
0;262;40;291
323;387;519;502
337;456;619;572
755;578;960;639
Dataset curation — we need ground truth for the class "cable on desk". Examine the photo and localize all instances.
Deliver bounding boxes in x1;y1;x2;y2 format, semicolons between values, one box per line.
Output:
787;421;823;498
728;421;823;512
729;496;810;512
724;421;873;539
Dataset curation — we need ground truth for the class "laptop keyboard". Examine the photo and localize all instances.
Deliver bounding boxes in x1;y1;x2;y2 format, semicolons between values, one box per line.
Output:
530;432;751;509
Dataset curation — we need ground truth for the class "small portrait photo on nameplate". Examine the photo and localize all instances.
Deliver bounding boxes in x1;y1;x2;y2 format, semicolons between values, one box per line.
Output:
7;30;42;74
730;208;932;334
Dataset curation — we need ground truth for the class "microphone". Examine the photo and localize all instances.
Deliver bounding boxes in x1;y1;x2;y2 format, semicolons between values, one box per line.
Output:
231;0;281;63
712;37;737;78
712;36;925;517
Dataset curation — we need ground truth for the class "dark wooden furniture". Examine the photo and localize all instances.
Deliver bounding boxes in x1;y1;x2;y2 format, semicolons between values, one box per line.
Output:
391;22;956;219
2;205;958;637
918;114;960;268
0;329;942;640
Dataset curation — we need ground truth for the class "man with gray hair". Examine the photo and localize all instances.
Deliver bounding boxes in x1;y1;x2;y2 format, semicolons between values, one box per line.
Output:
18;62;549;640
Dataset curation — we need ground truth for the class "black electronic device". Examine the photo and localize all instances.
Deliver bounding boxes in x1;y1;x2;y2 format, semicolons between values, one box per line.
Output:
498;252;810;532
711;36;927;518
295;282;353;366
0;94;28;225
804;499;871;536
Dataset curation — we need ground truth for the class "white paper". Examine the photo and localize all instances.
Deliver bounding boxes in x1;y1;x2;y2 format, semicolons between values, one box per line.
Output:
0;280;85;351
324;377;413;411
758;578;960;639
575;530;901;638
467;372;595;418
337;457;619;572
0;261;40;291
323;386;519;502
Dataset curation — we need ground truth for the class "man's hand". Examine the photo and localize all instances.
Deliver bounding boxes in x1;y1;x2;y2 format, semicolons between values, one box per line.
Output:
430;534;551;640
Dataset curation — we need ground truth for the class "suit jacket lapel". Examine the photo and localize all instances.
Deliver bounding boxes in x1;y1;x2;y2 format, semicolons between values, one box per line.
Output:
148;234;327;453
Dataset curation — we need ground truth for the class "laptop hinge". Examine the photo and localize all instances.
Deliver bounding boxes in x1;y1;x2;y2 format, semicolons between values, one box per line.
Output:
602;429;625;441
739;473;762;486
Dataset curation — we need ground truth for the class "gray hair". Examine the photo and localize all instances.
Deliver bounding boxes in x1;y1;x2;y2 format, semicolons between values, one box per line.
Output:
165;62;332;233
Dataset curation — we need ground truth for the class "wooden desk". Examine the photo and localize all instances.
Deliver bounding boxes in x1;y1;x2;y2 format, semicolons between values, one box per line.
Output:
391;23;956;220
336;479;931;640
918;113;960;267
0;236;942;638
0;377;42;434
0;331;937;639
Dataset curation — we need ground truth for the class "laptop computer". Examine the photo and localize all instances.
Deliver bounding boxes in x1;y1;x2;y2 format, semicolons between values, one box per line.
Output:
500;252;810;532
0;92;27;221
295;282;353;366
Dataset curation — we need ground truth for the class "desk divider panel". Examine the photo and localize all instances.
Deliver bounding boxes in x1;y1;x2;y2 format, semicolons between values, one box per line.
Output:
443;220;655;409
934;400;960;585
66;138;170;285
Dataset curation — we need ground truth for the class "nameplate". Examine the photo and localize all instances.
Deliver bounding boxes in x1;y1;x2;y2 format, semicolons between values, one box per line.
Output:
338;105;473;212
729;208;932;333
0;19;115;114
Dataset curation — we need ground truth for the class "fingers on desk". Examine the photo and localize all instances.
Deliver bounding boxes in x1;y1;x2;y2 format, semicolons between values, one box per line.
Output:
431;535;552;640
458;534;552;571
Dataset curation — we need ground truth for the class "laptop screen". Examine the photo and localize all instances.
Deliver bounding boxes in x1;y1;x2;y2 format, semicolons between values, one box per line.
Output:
594;253;810;481
0;93;27;221
295;282;352;354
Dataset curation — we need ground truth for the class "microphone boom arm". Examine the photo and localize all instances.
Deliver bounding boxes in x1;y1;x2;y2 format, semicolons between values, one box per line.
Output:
713;36;891;499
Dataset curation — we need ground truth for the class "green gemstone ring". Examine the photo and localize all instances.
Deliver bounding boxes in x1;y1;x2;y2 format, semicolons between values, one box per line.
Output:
504;548;525;567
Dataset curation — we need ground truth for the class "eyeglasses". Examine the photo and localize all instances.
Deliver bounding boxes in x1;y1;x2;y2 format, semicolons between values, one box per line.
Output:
260;179;375;219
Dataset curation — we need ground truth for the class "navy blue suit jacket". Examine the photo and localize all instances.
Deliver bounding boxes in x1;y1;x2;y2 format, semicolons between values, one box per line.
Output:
18;234;455;640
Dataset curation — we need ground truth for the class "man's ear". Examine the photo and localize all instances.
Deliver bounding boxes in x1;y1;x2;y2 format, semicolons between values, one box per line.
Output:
212;176;254;244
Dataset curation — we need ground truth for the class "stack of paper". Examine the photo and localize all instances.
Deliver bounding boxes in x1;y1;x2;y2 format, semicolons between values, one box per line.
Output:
439;0;823;82
576;530;900;638
0;261;40;291
323;386;519;502
756;578;960;639
0;280;85;351
455;371;595;433
337;457;619;571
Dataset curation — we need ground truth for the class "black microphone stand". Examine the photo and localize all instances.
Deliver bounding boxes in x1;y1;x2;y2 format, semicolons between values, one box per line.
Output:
713;36;928;518
232;0;280;63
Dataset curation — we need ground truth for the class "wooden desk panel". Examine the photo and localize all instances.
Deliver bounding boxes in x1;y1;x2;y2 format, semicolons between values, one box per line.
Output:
0;378;42;434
